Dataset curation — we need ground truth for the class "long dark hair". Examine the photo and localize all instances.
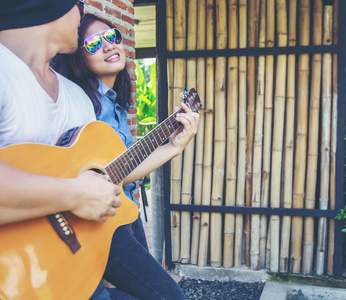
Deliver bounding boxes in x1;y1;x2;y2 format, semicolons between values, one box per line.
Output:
52;14;132;116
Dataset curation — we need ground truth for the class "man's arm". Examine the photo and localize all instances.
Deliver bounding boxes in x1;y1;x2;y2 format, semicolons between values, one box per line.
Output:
0;160;121;225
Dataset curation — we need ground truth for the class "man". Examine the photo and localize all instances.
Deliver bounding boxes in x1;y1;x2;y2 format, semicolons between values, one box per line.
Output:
0;0;121;225
0;2;123;298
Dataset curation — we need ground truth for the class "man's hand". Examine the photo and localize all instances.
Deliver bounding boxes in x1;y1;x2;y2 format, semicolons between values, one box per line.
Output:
70;171;122;222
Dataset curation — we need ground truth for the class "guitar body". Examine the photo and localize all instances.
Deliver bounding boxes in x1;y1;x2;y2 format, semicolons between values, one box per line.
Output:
0;121;138;300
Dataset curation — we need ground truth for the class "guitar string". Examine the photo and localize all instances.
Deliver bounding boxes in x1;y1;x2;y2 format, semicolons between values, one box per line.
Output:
105;109;183;184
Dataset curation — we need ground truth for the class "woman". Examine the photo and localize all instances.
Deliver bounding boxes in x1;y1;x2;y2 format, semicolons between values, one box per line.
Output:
53;14;199;300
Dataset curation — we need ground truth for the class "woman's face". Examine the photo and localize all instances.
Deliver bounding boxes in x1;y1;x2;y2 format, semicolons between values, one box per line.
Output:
82;20;126;86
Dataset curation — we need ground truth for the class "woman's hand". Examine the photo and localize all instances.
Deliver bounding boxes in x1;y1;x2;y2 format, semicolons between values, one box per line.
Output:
169;102;199;153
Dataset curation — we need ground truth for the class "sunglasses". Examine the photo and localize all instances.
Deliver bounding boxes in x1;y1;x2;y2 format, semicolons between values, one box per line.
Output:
77;0;85;19
82;28;123;54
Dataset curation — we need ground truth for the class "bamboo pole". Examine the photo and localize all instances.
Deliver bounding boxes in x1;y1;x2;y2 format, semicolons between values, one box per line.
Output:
223;0;238;268
327;0;338;276
234;0;247;267
279;0;297;273
269;0;287;273
290;0;310;273
180;0;197;264
170;0;186;262
244;0;256;267
166;0;174;116
260;0;275;269
301;0;323;275
316;3;333;276
210;0;227;268
198;0;214;267
250;0;266;271
191;0;206;266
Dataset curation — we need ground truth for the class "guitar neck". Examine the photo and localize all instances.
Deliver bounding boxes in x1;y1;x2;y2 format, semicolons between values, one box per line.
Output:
105;108;183;184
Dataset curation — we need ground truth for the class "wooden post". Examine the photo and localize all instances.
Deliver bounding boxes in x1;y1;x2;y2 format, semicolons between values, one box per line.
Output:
223;0;238;268
316;3;333;275
250;0;266;271
198;0;214;267
234;0;247;267
269;0;287;273
301;0;323;275
180;0;197;264
190;0;206;265
290;0;310;273
260;0;275;269
210;0;227;268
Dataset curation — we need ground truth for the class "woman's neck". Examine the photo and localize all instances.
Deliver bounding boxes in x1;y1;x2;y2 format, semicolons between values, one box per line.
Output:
99;75;116;90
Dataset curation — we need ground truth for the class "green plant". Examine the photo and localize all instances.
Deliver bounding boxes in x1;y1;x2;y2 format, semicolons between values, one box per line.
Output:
135;60;157;136
336;205;346;232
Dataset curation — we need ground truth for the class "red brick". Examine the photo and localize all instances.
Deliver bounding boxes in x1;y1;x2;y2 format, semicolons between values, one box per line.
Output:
111;0;127;11
122;15;135;26
115;24;128;35
127;61;136;70
123;37;135;48
128;107;137;114
87;0;103;11
130;74;137;81
129;51;136;59
131;129;138;136
128;7;134;15
104;6;121;19
129;29;135;38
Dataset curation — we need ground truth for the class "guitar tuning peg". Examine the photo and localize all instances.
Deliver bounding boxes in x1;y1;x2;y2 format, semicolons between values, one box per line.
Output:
179;88;190;99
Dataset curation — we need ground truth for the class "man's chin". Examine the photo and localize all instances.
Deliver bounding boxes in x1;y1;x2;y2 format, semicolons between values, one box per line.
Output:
59;42;78;54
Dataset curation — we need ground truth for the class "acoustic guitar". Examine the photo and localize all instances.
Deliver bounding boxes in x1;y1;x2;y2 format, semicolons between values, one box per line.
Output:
0;88;201;300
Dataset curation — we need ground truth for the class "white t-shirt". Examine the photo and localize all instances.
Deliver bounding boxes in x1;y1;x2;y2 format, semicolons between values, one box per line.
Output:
0;43;96;148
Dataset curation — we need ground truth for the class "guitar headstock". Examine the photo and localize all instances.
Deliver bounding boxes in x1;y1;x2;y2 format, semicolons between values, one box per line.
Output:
179;88;202;113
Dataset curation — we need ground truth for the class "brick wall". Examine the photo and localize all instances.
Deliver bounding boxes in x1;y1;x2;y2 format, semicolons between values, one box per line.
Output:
85;0;141;205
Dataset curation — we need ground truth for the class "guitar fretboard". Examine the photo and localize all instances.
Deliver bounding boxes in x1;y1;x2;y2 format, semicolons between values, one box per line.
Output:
105;108;183;185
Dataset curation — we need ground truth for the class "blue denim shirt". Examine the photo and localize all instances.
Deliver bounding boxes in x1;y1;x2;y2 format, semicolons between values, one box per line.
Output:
97;80;136;201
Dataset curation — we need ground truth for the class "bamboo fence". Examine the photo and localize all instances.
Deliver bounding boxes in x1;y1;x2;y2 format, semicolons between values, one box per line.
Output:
170;0;186;262
166;0;340;276
279;0;297;274
210;0;227;268
198;0;214;267
190;0;206;265
223;0;238;269
180;0;197;264
302;0;322;275
290;0;310;274
234;0;247;268
328;0;338;276
316;3;333;275
250;0;266;271
261;0;275;270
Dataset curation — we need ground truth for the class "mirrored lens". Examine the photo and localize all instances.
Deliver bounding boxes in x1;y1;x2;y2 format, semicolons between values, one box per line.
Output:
104;28;122;45
84;35;102;54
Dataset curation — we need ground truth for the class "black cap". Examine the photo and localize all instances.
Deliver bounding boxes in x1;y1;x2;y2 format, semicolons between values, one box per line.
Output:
0;0;77;31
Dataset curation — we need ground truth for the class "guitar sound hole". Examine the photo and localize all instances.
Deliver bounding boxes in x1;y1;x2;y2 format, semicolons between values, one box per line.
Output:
90;168;104;174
